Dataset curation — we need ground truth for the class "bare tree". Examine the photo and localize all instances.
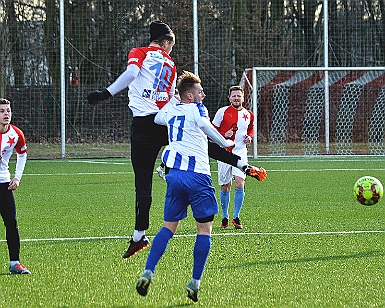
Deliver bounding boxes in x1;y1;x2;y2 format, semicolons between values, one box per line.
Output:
5;0;24;87
0;0;7;96
44;0;60;86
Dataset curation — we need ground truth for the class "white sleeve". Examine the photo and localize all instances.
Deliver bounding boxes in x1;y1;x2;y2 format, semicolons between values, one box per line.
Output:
14;152;27;181
212;108;224;128
170;79;176;97
154;108;167;126
196;114;234;148
107;65;140;96
155;98;180;125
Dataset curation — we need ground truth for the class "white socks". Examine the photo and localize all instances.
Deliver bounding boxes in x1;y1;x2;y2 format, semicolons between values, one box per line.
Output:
133;230;145;242
10;261;19;267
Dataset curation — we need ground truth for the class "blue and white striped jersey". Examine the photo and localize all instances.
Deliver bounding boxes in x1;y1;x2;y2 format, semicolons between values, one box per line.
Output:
155;100;234;175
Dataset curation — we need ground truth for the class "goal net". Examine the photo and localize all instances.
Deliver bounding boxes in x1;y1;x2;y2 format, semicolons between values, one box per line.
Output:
240;67;385;157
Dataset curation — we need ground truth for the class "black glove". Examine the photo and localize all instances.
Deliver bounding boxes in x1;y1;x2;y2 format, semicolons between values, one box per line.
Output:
87;89;112;105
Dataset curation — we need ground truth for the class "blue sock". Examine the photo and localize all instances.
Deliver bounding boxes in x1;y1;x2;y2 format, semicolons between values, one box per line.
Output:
220;190;230;219
233;187;245;218
145;227;174;273
192;234;211;280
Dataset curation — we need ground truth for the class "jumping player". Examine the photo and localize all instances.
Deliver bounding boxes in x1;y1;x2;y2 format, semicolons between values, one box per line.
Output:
87;21;266;259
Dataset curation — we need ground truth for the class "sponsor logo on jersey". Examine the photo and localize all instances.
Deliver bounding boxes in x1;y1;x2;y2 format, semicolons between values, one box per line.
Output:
142;89;168;101
151;91;168;101
148;51;175;67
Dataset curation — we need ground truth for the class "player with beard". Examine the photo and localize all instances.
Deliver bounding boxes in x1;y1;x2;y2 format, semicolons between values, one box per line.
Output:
212;86;265;229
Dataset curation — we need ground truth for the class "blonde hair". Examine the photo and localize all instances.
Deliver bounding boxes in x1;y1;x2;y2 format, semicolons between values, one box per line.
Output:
176;71;201;98
228;85;244;97
0;98;11;105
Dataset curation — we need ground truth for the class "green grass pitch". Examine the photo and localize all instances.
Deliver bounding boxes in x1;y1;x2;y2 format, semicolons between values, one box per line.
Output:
1;156;384;307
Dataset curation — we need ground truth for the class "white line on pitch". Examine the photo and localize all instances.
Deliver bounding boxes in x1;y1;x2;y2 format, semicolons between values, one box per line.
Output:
21;168;385;177
0;230;382;243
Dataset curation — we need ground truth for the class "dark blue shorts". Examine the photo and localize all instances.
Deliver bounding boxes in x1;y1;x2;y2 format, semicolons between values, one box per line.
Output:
164;169;218;222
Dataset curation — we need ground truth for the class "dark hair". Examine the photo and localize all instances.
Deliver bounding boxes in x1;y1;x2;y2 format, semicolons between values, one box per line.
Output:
151;33;174;46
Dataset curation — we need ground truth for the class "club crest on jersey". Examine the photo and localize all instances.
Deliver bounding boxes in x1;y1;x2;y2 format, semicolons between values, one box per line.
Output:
7;136;16;146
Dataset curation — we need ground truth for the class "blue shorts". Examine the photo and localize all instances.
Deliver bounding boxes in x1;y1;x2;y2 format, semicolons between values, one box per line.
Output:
163;169;219;222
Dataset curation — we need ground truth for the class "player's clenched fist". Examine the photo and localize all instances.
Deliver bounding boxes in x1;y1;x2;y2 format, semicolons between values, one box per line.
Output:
87;89;111;105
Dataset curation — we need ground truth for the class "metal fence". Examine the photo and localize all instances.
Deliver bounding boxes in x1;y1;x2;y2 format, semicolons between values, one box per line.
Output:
1;0;384;158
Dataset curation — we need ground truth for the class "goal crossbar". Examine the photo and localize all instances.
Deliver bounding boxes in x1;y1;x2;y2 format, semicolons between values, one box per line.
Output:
251;67;385;71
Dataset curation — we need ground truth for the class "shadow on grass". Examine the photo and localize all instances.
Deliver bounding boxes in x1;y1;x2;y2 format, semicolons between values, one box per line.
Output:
226;250;385;268
111;302;193;308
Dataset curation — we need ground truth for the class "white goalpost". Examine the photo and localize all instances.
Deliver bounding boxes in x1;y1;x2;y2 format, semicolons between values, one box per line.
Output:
239;67;385;157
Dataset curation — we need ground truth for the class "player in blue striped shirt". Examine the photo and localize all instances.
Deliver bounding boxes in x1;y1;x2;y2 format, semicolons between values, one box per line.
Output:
136;71;234;302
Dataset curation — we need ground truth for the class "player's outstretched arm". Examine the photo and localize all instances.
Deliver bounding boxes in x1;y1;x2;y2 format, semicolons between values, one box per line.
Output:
197;116;234;148
207;141;267;181
208;141;239;166
87;65;140;105
107;65;140;96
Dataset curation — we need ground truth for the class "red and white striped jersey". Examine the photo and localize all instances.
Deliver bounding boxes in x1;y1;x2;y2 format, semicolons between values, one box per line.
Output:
126;46;177;117
0;124;27;183
212;105;254;157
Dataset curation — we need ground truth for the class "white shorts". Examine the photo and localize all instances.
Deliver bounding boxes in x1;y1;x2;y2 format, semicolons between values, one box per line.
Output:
217;159;247;185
